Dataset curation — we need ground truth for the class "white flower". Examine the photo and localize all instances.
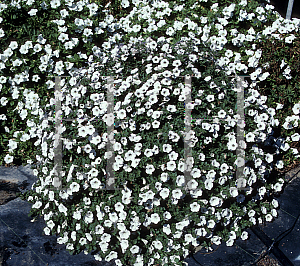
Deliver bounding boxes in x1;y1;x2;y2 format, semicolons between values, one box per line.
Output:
248;210;255;217
210;196;223;207
261;206;267;215
230;187;238;197
172;188;183;199
204;179;214;190
120;239;129;254
271;209;278;217
30;74;40;83
4;154;13;164
121;0;130;8
114;202;124;212
153;240;163;249
265;153;273;163
206;94;214;102
90;178;101;189
9;41;18;50
48;190;54;201
145;164;155;174
292;103;300;115
83;28;93;37
132;24;141;32
166;27;175;36
204;76;211;82
130;245;140;254
227;140;238;150
71;231;76;241
58;33;69;42
50;0;61;8
44;227;51;235
66;243;74;250
190;202;200;212
95;224;104;234
150;213;161;224
70;182;80;193
117;109;126;119
285;35;296;44
144;148;154;158
291;133;300;142
273;182;283;192
185;234;195;244
119;230;130;239
246;132;255;142
241;231;248;240
100;242;109;253
195;227;207;237
58;204;67;216
100;233;111;244
258;186;266;197
122;194;131;205
191;168;201;178
163;224;172;235
265;214;273;222
160;58;169;68
28;8;38;16
73;209;82;220
32;200;42;209
109;212;119;223
207;219;215;228
166;160;177;171
0;29;5;38
84;198;92;207
6;138;18;150
79;237;87;245
60;8;69;18
226;239;234;246
47;220;55;229
235;157;245;168
57;233;68;245
276;160;284;169
211;236;222;245
163;144;172;153
272;199;279;208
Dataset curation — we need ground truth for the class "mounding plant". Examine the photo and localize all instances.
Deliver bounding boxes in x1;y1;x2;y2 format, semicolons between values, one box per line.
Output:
0;0;299;265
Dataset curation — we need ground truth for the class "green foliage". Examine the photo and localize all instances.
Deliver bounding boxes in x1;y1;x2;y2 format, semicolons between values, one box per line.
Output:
1;0;300;265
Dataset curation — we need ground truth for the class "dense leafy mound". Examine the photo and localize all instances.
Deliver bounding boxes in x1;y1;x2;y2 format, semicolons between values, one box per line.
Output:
0;0;299;265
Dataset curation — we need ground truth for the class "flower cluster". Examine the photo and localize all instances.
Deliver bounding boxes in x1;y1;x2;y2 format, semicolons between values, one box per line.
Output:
1;0;300;265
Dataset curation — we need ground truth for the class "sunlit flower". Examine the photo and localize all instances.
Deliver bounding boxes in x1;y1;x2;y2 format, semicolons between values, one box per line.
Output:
210;196;223;207
50;0;61;9
285;34;296;44
150;213;161;224
190;202;200;212
73;209;82;220
265;214;273;222
58;203;68;216
207;219;215;228
153;240;163;249
172;188;183;199
70;182;80;193
211;236;222;245
292;103;300;115
226;239;234;246
66;243;74;250
271;209;277;217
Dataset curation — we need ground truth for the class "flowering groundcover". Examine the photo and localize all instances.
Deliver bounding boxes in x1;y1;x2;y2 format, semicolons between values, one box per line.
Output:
0;0;300;265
